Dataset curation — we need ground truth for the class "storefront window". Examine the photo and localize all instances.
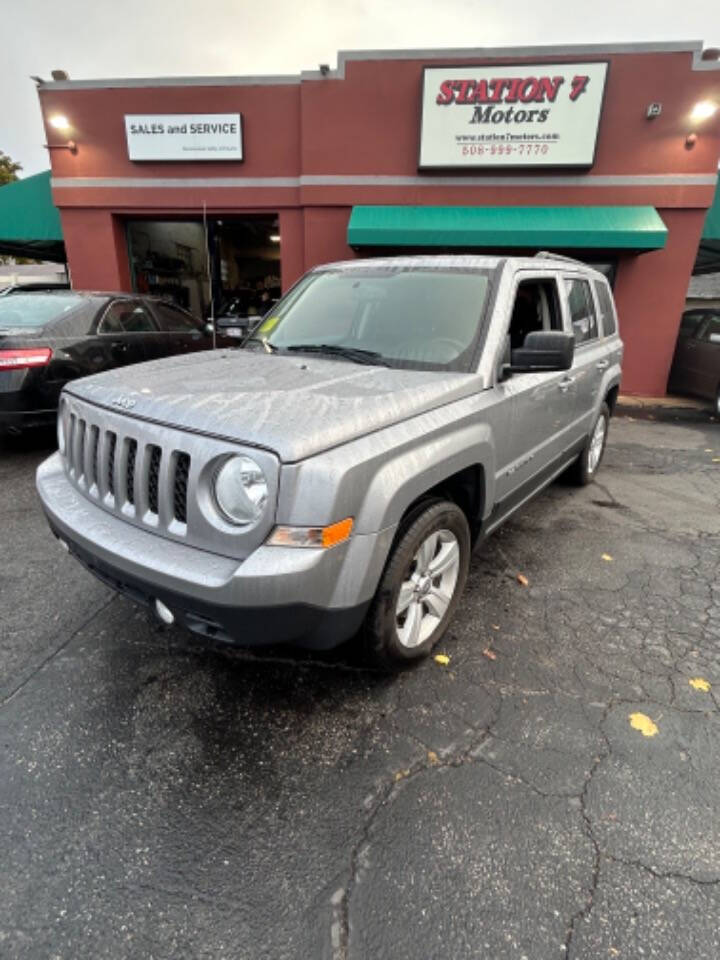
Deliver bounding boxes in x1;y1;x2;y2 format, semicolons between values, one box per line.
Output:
126;216;280;321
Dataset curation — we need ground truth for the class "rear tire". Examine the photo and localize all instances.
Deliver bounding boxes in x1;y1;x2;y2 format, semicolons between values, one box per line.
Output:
569;402;610;486
362;500;470;668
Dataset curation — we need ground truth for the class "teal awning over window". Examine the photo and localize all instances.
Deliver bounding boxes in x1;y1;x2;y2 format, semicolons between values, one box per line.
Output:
0;171;65;262
347;205;668;251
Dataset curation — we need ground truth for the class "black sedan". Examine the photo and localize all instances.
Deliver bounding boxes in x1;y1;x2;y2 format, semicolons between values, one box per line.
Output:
668;308;720;415
0;292;232;435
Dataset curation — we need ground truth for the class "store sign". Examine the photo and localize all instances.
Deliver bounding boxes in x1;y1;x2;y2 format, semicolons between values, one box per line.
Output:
419;62;607;169
125;114;243;161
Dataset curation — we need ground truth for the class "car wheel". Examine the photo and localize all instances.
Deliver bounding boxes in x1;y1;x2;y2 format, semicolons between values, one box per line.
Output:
570;402;610;486
362;500;470;667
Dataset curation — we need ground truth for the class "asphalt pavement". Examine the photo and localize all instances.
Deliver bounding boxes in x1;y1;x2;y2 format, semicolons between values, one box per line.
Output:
1;413;720;960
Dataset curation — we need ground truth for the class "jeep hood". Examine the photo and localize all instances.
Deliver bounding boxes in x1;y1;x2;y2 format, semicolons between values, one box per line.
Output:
65;349;484;462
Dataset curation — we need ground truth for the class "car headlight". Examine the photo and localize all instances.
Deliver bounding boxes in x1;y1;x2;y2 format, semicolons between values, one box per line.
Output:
213;455;268;525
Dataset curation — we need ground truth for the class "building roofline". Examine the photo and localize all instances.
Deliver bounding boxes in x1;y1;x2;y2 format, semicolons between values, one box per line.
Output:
35;39;719;91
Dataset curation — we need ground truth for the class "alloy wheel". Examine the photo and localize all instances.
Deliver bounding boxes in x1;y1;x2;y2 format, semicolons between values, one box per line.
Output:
395;528;461;649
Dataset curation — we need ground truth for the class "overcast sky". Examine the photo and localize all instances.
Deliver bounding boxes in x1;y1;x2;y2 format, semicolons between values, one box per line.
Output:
3;0;718;175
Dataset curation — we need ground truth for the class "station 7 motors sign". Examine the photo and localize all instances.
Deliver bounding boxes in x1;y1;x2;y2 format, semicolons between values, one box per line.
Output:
419;62;608;169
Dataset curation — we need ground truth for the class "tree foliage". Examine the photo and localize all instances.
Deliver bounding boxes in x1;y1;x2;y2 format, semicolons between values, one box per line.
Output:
0;151;22;187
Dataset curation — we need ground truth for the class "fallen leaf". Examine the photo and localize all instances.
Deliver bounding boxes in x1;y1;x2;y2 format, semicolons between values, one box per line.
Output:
491;624;500;631
427;750;439;765
689;677;711;692
433;653;450;666
629;712;658;737
394;769;411;782
712;458;720;464
517;573;529;587
601;553;613;562
705;448;713;453
482;647;497;661
609;948;620;957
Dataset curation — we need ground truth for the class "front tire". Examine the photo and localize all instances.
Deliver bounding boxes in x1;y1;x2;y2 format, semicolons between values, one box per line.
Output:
362;500;470;668
570;402;610;485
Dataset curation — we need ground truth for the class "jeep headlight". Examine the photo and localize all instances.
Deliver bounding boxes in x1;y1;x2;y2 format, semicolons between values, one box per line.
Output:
213;455;268;525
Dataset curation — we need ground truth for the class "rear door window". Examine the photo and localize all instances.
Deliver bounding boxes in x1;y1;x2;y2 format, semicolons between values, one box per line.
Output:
698;315;720;343
680;311;709;339
593;280;618;337
564;279;598;345
99;300;157;334
152;301;202;333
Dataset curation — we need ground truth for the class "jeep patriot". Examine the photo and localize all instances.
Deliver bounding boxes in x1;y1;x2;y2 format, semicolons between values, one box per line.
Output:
36;255;622;665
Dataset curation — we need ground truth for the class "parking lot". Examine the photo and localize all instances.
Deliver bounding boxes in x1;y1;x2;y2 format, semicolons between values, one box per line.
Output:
2;412;720;960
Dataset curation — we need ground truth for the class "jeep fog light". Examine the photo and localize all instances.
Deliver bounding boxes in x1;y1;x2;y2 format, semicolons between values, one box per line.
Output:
213;455;268;525
267;517;353;549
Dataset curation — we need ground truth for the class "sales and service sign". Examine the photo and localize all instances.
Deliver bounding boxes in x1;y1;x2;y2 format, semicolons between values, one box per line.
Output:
125;114;243;161
419;63;608;169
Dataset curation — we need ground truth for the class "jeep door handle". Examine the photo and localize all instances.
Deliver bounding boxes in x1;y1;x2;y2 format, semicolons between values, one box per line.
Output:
596;359;609;371
558;376;575;392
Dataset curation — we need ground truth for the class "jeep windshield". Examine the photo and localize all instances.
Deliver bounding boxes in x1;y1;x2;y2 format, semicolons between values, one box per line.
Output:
245;267;493;371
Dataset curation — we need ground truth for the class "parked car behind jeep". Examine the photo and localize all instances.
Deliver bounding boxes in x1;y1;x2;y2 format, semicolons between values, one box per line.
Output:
0;291;232;435
667;307;720;414
36;256;622;665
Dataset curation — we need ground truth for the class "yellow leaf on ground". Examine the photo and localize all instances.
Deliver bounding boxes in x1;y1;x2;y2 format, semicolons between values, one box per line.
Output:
394;769;411;782
427;751;439;765
712;458;720;463
491;624;500;631
482;647;497;661
433;654;450;666
601;553;613;562
689;677;711;692
517;573;529;587
629;712;658;737
705;448;713;453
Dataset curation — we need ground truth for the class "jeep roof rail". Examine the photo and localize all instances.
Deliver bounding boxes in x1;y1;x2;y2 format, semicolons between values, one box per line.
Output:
534;251;587;266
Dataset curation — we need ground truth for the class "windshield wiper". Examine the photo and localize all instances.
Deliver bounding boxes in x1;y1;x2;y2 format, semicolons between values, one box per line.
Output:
283;344;390;366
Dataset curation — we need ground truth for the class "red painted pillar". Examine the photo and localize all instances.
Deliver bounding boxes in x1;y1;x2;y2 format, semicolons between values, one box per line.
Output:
303;207;356;271
278;209;305;291
614;208;708;397
60;209;132;292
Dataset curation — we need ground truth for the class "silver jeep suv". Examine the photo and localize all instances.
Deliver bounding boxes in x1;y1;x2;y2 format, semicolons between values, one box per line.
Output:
37;255;622;665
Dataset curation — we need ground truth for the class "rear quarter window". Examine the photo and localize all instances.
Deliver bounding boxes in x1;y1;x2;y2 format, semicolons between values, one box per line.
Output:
0;293;92;332
593;280;618;337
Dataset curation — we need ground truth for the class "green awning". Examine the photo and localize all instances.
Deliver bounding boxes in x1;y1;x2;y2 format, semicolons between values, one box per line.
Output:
701;176;720;242
695;176;720;275
347;205;668;251
0;170;65;262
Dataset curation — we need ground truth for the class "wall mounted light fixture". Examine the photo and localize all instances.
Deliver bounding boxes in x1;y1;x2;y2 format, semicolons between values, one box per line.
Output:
690;100;718;123
45;114;78;154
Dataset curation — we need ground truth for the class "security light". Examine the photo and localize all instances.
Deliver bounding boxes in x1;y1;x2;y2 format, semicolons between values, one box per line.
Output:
49;115;71;132
690;101;717;122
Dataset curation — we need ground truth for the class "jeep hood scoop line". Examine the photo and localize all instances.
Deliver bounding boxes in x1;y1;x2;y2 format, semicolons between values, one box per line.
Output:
65;350;484;462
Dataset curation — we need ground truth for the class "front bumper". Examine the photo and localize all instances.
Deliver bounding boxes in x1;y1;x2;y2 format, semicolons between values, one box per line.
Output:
36;453;395;649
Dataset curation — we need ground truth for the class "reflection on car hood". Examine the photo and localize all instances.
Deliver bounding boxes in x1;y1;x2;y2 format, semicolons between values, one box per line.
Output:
65;349;484;461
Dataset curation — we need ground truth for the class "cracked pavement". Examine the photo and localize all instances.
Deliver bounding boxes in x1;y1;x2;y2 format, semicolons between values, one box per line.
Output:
1;413;719;959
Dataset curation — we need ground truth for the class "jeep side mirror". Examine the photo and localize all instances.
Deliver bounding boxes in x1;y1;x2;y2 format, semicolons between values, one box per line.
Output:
507;331;575;373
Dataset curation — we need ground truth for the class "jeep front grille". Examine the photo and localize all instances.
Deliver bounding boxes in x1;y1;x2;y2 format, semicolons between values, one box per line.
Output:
58;395;278;560
62;411;190;534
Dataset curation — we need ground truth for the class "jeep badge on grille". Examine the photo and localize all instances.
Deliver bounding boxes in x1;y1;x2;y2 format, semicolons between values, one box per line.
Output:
112;396;136;410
